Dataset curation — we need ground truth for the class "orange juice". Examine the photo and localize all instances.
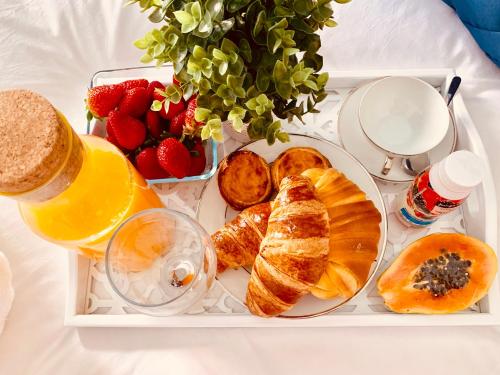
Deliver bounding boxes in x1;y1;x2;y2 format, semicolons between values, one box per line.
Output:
0;89;163;261
19;135;164;258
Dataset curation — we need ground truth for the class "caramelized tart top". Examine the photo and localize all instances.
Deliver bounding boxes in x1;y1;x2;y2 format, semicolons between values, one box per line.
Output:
271;147;331;189
218;150;272;210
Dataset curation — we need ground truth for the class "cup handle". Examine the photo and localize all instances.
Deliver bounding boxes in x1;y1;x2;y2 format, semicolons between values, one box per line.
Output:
382;156;394;175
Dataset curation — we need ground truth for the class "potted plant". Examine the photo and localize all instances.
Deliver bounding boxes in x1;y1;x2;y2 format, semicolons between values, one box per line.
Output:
129;0;348;144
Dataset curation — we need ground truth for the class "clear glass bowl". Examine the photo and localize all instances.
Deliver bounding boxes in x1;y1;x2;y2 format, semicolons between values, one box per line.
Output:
105;208;217;316
86;65;218;184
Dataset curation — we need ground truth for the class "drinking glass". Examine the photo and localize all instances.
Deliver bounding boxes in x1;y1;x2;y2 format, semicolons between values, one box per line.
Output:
105;208;216;316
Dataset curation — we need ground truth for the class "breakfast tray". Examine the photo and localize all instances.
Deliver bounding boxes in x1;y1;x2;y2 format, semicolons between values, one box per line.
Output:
65;69;500;327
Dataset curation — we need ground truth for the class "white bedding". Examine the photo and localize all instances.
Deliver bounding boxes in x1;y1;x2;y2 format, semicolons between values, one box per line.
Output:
0;0;499;374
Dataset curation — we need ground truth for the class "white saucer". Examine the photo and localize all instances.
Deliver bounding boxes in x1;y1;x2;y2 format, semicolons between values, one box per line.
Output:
338;81;457;183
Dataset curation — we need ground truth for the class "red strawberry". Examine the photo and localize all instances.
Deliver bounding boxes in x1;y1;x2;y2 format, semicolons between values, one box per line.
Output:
169;110;186;136
120;79;149;91
184;97;200;124
87;84;124;118
184;97;203;136
159;99;185;121
145;109;164;139
147;81;165;101
119;87;149;117
135;147;169;180
107;110;146;150
173;75;180;86
188;141;206;176
105;117;123;149
157;138;191;179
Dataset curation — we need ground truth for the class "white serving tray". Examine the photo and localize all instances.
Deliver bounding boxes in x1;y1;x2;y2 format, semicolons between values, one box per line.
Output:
65;69;500;327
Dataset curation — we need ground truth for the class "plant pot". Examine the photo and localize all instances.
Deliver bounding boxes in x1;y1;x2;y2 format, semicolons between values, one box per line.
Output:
222;120;250;143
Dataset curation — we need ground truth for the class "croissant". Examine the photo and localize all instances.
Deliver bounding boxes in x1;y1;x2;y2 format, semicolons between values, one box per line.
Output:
245;175;330;317
211;202;271;273
301;168;381;299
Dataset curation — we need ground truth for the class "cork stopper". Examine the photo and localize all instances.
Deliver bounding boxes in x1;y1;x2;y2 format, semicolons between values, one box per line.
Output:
0;89;71;194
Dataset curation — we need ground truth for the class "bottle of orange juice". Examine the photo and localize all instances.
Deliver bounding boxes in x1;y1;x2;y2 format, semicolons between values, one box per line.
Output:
0;89;164;260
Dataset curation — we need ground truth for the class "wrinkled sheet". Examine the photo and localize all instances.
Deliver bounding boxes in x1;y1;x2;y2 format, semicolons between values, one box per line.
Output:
0;0;499;374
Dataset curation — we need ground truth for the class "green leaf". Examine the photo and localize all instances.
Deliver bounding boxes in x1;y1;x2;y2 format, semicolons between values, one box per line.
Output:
231;117;244;132
234;87;246;98
195;107;212;121
273;60;288;81
275;6;295;17
199;78;211;94
174;11;198;33
218;60;228;75
86;110;94;122
290;17;314;34
191;1;202;21
153;42;166;57
304;80;318;90
192;45;206;59
228;106;246;119
317;72;329;87
227;0;252;13
269;18;288;32
292;70;308;84
324;19;338;27
212;48;227;62
293;0;310;16
140;53;153;63
206;118;223;142
221;39;238;55
276;131;290;143
173;10;193;25
151;100;163;111
245;97;257;110
206;0;223;18
133;38;149;49
196;12;213;36
151;29;163;43
253;10;266;37
266;120;282;145
201;124;211;140
239;39;252;62
183;84;194;101
276;81;292;99
256;69;270;92
148;7;166;23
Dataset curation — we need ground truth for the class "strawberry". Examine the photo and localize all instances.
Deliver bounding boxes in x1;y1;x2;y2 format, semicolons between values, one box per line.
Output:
87;84;124;118
169;110;186;136
157;138;191;179
105;117;123;149
188;141;206;176
119;87;149;118
173;75;180;86
145;109;164;139
159;99;185;121
135;147;169;180
184;97;203;136
107;110;146;150
147;81;165;101
120;79;149;91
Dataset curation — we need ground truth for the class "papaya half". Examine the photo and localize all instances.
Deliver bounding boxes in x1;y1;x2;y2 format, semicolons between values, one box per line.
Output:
377;233;497;314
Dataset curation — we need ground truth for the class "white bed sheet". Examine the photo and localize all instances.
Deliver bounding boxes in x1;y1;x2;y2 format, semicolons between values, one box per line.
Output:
0;0;499;374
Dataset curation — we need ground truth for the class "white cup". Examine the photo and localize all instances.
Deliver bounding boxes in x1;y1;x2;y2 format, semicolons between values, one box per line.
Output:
358;76;449;175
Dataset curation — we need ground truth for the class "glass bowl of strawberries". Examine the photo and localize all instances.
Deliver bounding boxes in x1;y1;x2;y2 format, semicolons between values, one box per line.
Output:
86;65;217;183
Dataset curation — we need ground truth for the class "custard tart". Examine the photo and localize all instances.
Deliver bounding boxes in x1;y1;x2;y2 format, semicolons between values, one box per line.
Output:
218;150;272;210
271;147;331;189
